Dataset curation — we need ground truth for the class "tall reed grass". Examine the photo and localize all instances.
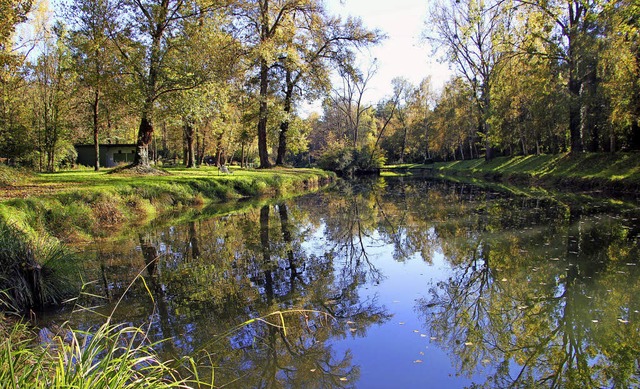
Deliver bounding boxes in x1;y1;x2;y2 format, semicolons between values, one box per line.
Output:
0;222;78;311
0;316;196;388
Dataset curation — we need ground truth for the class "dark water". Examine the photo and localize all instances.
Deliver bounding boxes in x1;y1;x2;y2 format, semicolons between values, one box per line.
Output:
43;178;640;388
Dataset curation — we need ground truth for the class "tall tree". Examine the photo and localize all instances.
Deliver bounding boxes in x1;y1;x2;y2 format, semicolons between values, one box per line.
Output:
30;13;74;172
600;0;640;150
109;0;226;168
232;0;312;168
329;61;377;148
513;0;603;153
0;0;33;163
427;0;514;160
66;0;119;170
273;14;381;165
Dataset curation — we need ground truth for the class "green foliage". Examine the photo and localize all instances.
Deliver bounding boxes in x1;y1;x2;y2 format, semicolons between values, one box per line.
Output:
317;144;385;175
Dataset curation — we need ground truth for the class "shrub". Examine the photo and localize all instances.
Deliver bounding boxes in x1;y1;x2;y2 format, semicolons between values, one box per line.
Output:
317;144;386;176
0;165;32;187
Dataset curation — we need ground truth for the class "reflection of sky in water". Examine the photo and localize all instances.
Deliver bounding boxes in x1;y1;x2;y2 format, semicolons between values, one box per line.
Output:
323;224;480;387
38;178;640;388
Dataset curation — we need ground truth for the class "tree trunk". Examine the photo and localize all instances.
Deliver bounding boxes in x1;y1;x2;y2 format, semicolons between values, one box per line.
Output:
92;88;100;171
134;114;153;167
276;71;293;166
424;120;430;161
184;118;195;168
257;60;271;168
567;25;584;154
241;142;246;168
400;125;407;163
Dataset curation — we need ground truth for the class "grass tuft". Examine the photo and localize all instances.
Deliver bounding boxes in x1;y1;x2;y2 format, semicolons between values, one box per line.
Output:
0;222;79;311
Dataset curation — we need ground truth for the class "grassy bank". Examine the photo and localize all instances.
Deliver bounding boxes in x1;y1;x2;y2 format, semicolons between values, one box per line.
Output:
0;165;335;243
383;153;640;193
0;164;335;387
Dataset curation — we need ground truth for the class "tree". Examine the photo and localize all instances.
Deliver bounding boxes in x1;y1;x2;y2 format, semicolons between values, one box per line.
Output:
0;0;33;164
66;0;119;170
329;61;377;148
31;21;74;172
273;15;381;165
0;0;31;61
231;0;307;168
427;0;514;160
430;78;478;160
600;0;640;150
491;49;568;155
513;0;603;153
109;0;227;168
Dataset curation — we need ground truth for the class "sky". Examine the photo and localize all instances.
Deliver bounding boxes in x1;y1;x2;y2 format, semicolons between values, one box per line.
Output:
324;0;452;103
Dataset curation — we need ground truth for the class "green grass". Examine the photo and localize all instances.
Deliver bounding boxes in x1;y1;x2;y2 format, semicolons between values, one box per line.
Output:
382;153;640;192
0;165;335;243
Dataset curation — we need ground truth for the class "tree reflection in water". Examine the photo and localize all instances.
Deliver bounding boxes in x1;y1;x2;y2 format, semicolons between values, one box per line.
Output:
49;178;640;387
415;184;640;388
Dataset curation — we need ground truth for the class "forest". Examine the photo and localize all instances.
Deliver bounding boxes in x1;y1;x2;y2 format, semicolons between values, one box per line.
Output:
0;0;638;174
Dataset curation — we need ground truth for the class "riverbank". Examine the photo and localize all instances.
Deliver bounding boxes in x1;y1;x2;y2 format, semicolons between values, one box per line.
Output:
383;153;640;195
0;165;335;243
0;165;335;387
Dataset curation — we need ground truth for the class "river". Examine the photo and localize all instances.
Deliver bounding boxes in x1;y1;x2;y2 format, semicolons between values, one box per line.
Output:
41;177;640;388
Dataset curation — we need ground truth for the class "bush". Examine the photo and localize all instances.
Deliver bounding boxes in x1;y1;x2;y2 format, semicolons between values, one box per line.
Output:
0;165;32;187
317;144;386;176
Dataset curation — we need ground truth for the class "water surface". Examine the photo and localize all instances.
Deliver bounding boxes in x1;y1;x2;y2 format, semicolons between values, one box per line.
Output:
45;178;640;388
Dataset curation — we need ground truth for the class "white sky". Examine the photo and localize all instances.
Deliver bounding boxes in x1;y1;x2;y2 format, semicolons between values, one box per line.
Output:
325;0;452;103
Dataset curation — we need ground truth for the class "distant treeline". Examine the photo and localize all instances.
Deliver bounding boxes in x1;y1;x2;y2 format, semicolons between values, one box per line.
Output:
0;0;638;174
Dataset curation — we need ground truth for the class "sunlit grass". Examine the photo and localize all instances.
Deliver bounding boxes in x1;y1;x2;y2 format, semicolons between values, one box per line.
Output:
385;153;640;190
0;165;335;243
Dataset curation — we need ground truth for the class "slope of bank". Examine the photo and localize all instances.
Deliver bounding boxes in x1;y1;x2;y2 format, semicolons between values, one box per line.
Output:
383;153;640;194
0;165;335;243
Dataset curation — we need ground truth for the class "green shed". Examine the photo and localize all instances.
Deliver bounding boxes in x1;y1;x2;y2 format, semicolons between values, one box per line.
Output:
75;144;136;168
